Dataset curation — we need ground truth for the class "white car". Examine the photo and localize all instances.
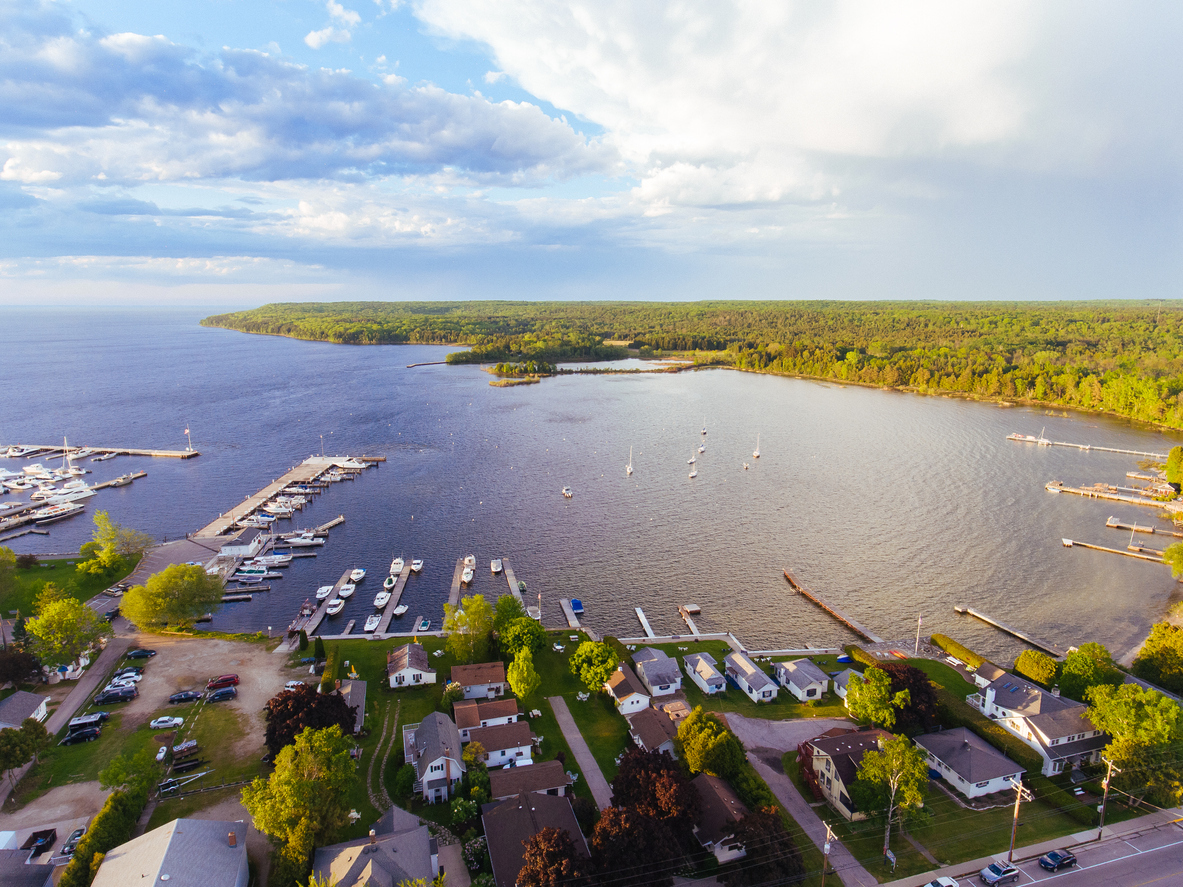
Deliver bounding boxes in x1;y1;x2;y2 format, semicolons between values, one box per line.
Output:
925;879;959;887
150;716;184;730
155;745;167;762
112;672;142;682
284;681;305;691
105;680;136;691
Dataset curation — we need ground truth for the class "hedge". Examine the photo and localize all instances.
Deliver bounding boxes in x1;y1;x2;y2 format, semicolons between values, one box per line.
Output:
929;634;987;670
59;785;149;887
933;686;1043;773
843;644;878;669
732;762;778;811
320;643;341;693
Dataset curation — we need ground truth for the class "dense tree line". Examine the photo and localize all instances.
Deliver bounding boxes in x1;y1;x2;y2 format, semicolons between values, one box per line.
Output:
204;300;1183;429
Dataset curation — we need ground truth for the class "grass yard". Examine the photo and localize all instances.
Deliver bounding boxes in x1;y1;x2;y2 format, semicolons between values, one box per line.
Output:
1;555;140;617
904;657;977;699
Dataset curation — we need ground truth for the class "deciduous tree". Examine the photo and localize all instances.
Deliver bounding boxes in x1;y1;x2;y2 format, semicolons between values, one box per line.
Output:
19;718;49;766
78;511;153;576
589;807;676;887
569;641;618;693
611;748;699;842
850;735;928;855
846;668;910;730
25;597;107;666
1060;643;1123;702
263;683;358;757
502;617;546;657
443;593;494;664
723;808;805;887
1165;543;1183;578
0;726;31;789
493;594;526;636
120;563;223;629
1133;623;1183;695
876;662;939;731
1015;649;1060;688
0;651;39;684
0;546;15;606
1087;682;1183;806
677;706;744;780
517;827;592;887
508;648;540;700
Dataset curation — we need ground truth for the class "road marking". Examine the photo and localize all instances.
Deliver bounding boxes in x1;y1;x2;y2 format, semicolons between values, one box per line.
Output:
1026;837;1183;882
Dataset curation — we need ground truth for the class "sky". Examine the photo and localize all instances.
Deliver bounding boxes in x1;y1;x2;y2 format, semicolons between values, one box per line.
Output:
1;0;1181;306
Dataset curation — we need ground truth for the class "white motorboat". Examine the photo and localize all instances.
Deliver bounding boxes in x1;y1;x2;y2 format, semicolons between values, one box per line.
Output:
463;554;476;568
688;454;696;464
316;585;334;600
491;558;503;574
411;559;423;573
248;554;291;567
364;614;381;632
626;446;633;476
753;433;761;459
689;462;698;479
71;447;96;459
3;479;35;491
108;474;134;487
236;566;269;575
374;591;391;608
263;503;294;516
47;488;95;504
392;604;409;617
22;463;48;475
5;446;39;458
383;575;396;590
390;556;405;574
232;574;265;585
350;568;366;583
461;567;474;584
561;487;573;498
698;442;705;453
702;418;707;435
325;598;345;616
338;583;356;598
91;452;117;462
284;532;324;547
30;486;59;501
32;502;85;524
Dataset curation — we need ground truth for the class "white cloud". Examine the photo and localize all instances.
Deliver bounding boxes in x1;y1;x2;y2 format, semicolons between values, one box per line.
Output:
305;26;351;49
326;0;361;26
484;71;506;84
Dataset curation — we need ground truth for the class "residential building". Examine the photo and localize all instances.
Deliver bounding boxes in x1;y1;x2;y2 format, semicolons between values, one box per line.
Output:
402;712;465;804
451;662;507;699
691;774;748;864
312;809;438;887
338;679;366;735
466;721;535;768
488;760;573;800
482;792;590;887
91;819;248;887
632;648;683;696
626;707;678;758
454;697;521;742
801;728;893;820
0;850;53;887
773;659;829;702
604;664;651;714
723;652;778;703
0;691;49;730
972;662;1006;689
386;643;436;689
832;668;860;702
684;652;726;695
914;727;1025;799
218;527;265;558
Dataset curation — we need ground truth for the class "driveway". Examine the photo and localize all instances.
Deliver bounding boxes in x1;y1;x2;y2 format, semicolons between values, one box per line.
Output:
724;714;852;754
547;696;613;810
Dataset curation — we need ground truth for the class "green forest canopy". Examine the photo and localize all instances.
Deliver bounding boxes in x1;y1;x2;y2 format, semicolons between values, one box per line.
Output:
203;300;1183;429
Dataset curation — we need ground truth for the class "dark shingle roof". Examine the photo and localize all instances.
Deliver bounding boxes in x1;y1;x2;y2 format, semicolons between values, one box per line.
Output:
775;659;829;688
627;707;677;752
692;773;748;846
454;698;521;730
482;793;588;887
0;690;47;729
467;721;535;754
451;662;506;686
606;664;649;701
914;728;1025;783
312;823;435;887
489;760;572;799
808;729;893;794
412;712;463;781
387;643;433;676
91;819;246;887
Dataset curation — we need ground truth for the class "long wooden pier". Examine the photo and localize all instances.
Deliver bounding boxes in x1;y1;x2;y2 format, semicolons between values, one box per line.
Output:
1106;516;1183;538
502;559;524;605
782;569;884;643
375;564;413;634
1045;480;1183;513
3;443;199;459
302;568;354;637
1008;436;1167;460
559;599;581;628
1061;538;1165;563
635;607;656;638
448;558;466;609
955;606;1068;658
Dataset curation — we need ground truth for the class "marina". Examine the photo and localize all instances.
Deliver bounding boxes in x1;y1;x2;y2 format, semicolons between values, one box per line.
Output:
1;443;200;459
782;568;884;643
373;563;413;634
954;606;1068;658
297;568;356;637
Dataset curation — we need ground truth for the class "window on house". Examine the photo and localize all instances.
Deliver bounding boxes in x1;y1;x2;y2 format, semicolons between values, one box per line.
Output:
976;781;989;788
825;760;831;773
412;674;421;683
395;675;404;685
763;690;772;698
807;688;816;697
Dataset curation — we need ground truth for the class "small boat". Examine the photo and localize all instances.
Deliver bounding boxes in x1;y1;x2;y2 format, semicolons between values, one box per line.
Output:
2;479;35;491
374;591;391;608
702;418;707;436
753;433;761;459
338;583;355;599
232;575;265;584
364;614;381;632
236;566;269;575
248;554;291;567
417;617;431;631
491;558;503;574
411;559;423;573
688;454;696;464
30;485;59;501
383;575;396;590
71;447;96;459
561;487;573;498
743;462;749;470
284;531;325;547
350;568;366;583
698;442;705;454
393;604;408;617
463;554;476;568
390;556;405;574
325;599;345;616
626;446;633;476
33;502;85;524
109;474;135;487
688;463;697;479
316;585;334;600
91;452;117;462
461;567;474;584
570;598;584;615
23;463;48;475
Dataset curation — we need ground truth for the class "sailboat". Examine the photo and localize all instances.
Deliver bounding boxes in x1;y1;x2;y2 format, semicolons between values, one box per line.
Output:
701;418;707;436
689;463;698;479
743;462;749;470
626;447;633;476
698;442;705;454
688;453;696;464
753;434;761;459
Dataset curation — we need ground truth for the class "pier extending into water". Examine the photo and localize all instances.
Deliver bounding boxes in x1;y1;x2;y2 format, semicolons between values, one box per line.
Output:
302;568;355;637
448;558;465;609
782;569;884;643
1106;516;1183;538
559;599;581;628
678;606;701;637
1061;538;1166;563
374;563;413;634
3;443;200;459
955;606;1068;658
502;559;524;606
634;607;656;638
1008;434;1167;460
1045;480;1183;513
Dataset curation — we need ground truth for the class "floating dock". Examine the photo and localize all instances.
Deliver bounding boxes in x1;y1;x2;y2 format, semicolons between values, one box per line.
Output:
1061;538;1165;563
782;569;884;644
558;599;581;628
1008;435;1166;460
374;563;413;634
678;606;701;637
448;557;466;609
1045;480;1183;513
955;606;1068;658
1;443;200;459
502;559;524;605
635;607;656;638
302;568;355;636
1106;516;1183;538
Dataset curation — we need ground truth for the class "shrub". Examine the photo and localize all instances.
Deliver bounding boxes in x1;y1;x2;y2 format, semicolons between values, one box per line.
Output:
929;634;987;670
462;836;487;871
298;629;309;651
733;763;778;811
1014;649;1059;688
58;784;149;887
319;643;340;693
15;553;38;569
393;764;416;800
843;644;878;669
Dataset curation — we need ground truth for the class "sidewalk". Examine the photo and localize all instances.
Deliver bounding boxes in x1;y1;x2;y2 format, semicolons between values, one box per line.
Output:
547;696;613;810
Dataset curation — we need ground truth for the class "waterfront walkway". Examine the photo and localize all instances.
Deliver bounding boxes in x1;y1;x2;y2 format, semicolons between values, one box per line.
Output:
547;696;613;810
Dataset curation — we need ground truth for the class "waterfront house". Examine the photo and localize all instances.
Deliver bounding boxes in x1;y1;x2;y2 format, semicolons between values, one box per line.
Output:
801;728;893;820
691;774;748;864
387;643;436;688
832;668;860;702
972;662;1007;689
605;664;651;714
974;674;1107;776
451;662;507;699
0;691;49;730
482;793;589;887
684;652;726;695
218;527;266;559
402;712;465;804
312;813;438;887
488;760;572;801
91;819;248;887
632;648;683;696
454;698;521;742
913;727;1025;799
466;721;535;768
773;659;829;702
723;652;778;703
626;707;678;758
338;679;365;735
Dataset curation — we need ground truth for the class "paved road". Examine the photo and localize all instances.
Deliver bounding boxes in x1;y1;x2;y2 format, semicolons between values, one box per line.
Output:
547;696;613;810
1003;826;1183;887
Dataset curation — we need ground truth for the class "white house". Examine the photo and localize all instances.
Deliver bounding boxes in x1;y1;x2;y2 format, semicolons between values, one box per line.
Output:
691;774;748;864
605;664;651;714
387;643;436;689
914;727;1025;799
684;652;726;695
723;652;777;703
632;648;682;697
972;662;1007;690
973;673;1107;776
0;690;49;730
402;712;465;803
466;722;535;768
488;760;573;801
773;659;829;702
832;668;860;702
92;819;248;887
626;707;678;758
451;662;507;699
218;527;266;558
454;698;520;743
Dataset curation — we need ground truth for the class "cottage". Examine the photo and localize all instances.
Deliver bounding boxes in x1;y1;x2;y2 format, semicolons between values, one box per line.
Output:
218;527;266;558
91;819;248;887
832;668;860;702
387;643;436;689
972;662;1007;689
723;652;778;703
773;659;829;702
914;728;1025;799
454;698;521;742
482;793;590;887
802;728;893;820
338;679;366;735
451;662;507;699
632;648;683;696
691;773;748;864
466;721;535;768
0;691;49;730
312;808;438;887
684;652;726;695
0;851;53;887
402;712;465;803
605;664;651;714
626;707;678;758
488;760;573;800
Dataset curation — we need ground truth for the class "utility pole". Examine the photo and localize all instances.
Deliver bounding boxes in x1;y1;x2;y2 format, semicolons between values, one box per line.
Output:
1098;757;1121;840
914;612;922;655
821;822;836;887
1007;777;1033;862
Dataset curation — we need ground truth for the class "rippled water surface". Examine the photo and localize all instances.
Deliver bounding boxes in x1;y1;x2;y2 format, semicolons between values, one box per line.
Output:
3;306;1181;662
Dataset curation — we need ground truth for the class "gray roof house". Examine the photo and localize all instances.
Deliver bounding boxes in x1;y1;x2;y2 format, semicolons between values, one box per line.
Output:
972;662;1007;689
632;648;683;697
91;819;248;887
482;792;589;887
773;659;830;702
724;652;778;703
402;712;465;804
339;679;366;734
0;690;49;730
684;652;726;695
832;668;860;700
691;774;748;864
626;707;678;757
312;813;438;887
914;728;1025;799
387;642;436;688
489;760;573;800
0;850;53;887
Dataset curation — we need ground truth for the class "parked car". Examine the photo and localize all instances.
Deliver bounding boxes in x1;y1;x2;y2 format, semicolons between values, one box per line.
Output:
126;648;157;659
979;862;1019;885
110;672;141;682
155;746;168;763
114;667;144;678
61;828;85;857
206;674;240;690
150;716;184;730
1038;850;1077;872
94;687;136;704
60;728;101;745
284;681;305;691
104;609;119;623
169;690;203;704
208;686;237;703
924;879;959;887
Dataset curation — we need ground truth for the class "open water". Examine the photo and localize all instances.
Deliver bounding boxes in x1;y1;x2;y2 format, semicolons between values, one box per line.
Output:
2;306;1182;662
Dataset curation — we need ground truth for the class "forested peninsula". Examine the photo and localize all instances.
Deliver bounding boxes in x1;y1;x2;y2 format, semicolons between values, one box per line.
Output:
202;301;1183;430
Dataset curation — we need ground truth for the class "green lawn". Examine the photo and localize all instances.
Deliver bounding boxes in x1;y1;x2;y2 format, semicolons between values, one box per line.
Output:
904;658;977;700
1;555;140;618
